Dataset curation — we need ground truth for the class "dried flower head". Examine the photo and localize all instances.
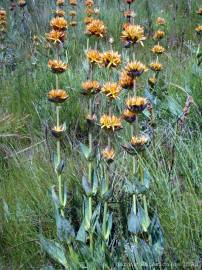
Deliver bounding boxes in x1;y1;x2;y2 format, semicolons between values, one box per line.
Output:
125;61;148;78
86;49;101;64
84;16;94;25
195;25;202;34
153;30;165;40
119;71;134;89
18;0;26;8
56;0;64;6
69;21;77;27
101;51;121;68
101;82;121;100
156;17;166;25
69;0;77;5
86;19;107;38
151;44;165;54
48;89;69;103
55;9;65;17
81;81;101;95
122;109;136;123
51;125;65;139
148;77;157;88
85;0;94;7
131;135;149;149
100;115;122;132
46;30;66;43
126;96;147;112
196;8;202;16
102;147;115;163
69;10;77;17
121;24;146;46
50;17;68;31
149;62;163;72
48;60;68;73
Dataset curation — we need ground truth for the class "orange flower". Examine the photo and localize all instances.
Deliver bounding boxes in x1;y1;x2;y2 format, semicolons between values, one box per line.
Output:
0;9;6;19
131;135;149;149
18;0;26;8
86;49;101;64
48;89;69;103
69;0;77;5
121;24;146;46
85;0;94;7
48;60;68;73
100;115;122;132
122;109;136;123
54;9;65;17
86;19;107;37
101;82;121;99
151;44;165;54
86;8;94;16
84;16;94;25
196;8;202;16
125;61;147;78
81;81;101;95
50;17;68;31
195;25;202;34
126;96;147;112
51;125;65;139
46;30;66;43
156;17;166;25
119;71;134;89
102;147;115;163
101;51;121;68
153;30;165;40
149;62;163;72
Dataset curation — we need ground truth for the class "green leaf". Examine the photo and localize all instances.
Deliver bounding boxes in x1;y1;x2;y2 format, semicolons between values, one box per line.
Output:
56;213;75;243
82;175;92;196
56;160;65;175
143;169;151;189
39;236;68;269
125;180;148;195
91;203;101;233
51;186;59;208
128;208;141;234
80;143;92;160
92;170;98;195
76;222;87;243
167;96;182;117
104;213;112;240
83;197;91;230
138;205;150;232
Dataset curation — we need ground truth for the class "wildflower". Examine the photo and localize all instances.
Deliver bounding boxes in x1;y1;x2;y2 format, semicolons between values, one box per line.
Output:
56;0;64;6
148;77;157;88
51;125;65;139
121;24;146;46
50;17;68;31
131;135;149;150
69;11;77;17
86;8;94;16
102;147;115;163
149;62;163;72
48;89;69;103
48;60;68;73
196;8;202;16
122;109;136;123
101;51;121;68
46;30;66;43
195;25;202;34
125;61;147;78
0;9;6;19
156;17;166;25
18;0;26;8
55;9;65;17
100;115;122;132
85;0;94;7
69;21;77;27
69;0;77;5
86;49;101;64
81;81;101;95
151;44;165;54
84;16;94;25
86;19;107;38
153;30;165;40
101;82;121;100
119;71;134;89
126;96;147;112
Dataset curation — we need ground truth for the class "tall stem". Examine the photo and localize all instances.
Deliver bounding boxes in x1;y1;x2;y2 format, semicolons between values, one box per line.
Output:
102;164;109;250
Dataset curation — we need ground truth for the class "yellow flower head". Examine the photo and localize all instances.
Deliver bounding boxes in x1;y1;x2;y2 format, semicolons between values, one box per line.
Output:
69;0;77;5
86;19;107;38
81;80;101;95
149;62;163;72
85;0;94;7
156;17;166;25
101;51;121;68
69;21;77;27
86;49;101;64
51;125;65;139
48;89;69;103
196;8;202;16
100;115;122;132
119;71;134;89
195;25;202;34
102;147;115;163
54;9;65;17
121;24;146;46
122;109;136;123
151;44;165;54
50;17;68;31
48;60;68;73
101;82;121;100
69;10;77;17
46;30;66;43
126;96;147;112
131;135;149;148
84;16;94;25
125;61;148;78
148;77;157;88
18;0;26;8
153;30;165;40
56;0;64;6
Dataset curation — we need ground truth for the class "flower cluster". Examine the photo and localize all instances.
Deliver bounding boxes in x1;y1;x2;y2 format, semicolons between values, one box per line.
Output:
0;8;7;35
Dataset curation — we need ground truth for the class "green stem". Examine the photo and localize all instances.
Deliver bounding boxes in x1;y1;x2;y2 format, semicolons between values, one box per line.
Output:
102;165;109;250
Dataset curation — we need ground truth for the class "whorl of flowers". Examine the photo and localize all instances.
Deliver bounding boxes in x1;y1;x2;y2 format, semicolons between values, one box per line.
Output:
48;60;68;73
101;51;121;68
119;71;134;89
153;30;165;40
18;0;26;8
81;81;101;95
86;49;101;64
54;9;65;17
101;82;121;100
121;24;146;46
50;17;68;31
48;89;69;103
85;0;94;7
102;147;115;163
126;96;147;113
151;44;165;54
125;61;148;78
69;0;77;6
156;17;166;25
0;8;7;33
195;25;202;34
100;115;122;132
131;135;149;148
86;19;107;38
46;30;66;44
56;0;64;6
149;62;163;72
122;109;136;123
